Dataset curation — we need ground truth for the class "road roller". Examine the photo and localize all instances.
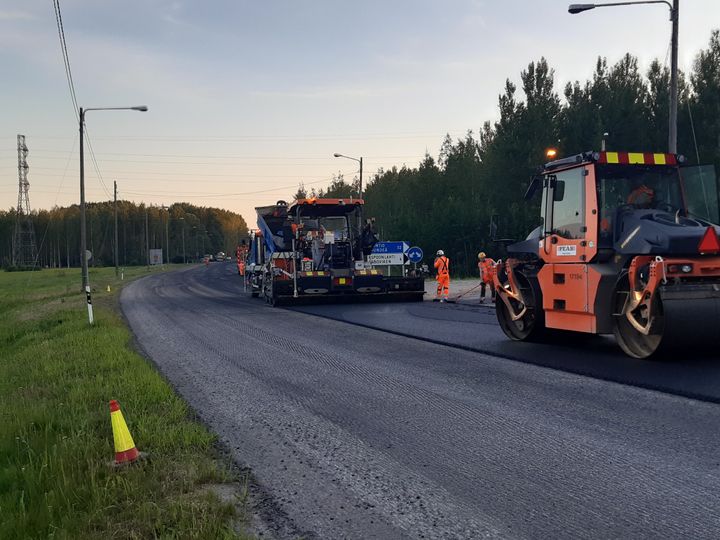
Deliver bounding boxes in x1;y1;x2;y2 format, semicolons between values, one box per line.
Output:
493;151;720;358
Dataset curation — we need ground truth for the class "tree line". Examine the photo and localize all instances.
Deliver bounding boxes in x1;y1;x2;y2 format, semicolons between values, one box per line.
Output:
310;30;720;275
0;202;248;269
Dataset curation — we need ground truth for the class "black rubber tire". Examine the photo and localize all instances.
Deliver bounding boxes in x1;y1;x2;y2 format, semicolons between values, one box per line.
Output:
612;275;664;359
495;271;546;342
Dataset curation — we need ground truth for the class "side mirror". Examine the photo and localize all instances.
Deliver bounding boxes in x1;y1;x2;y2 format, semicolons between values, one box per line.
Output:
524;175;542;200
553;180;566;202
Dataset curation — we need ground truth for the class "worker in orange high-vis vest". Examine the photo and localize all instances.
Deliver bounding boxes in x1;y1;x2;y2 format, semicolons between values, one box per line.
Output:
434;250;450;302
627;181;655;208
477;251;496;304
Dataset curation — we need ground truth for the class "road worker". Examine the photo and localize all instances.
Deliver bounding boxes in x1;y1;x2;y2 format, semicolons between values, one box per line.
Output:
434;250;450;302
477;251;496;304
627;179;655;208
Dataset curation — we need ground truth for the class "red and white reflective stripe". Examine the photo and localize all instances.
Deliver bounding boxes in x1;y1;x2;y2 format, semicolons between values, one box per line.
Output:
597;152;677;166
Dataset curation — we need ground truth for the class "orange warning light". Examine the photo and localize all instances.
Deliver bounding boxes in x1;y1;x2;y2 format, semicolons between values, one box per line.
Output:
546;148;558;159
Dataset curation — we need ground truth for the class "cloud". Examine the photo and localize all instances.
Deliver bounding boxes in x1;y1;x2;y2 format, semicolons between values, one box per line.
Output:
249;85;400;100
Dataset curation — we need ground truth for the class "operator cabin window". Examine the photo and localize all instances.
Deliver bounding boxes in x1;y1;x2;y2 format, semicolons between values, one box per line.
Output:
552;168;585;239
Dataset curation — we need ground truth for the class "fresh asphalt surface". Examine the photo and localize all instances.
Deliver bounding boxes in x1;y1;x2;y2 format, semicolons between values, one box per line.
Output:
122;263;720;539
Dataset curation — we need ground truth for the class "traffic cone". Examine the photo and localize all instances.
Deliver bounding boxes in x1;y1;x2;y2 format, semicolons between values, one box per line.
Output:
106;285;111;292
109;400;140;465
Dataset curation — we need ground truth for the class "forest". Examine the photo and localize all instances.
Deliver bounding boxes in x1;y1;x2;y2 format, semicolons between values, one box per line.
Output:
0;202;248;268
300;30;720;275
3;31;719;274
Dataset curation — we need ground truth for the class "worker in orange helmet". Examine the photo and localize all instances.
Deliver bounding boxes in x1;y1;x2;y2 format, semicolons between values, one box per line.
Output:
434;249;450;302
477;251;496;304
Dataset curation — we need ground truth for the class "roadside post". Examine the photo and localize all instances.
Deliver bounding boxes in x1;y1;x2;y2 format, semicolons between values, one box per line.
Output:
85;285;94;325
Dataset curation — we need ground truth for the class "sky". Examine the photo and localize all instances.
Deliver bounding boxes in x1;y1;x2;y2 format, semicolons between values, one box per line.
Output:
1;0;719;227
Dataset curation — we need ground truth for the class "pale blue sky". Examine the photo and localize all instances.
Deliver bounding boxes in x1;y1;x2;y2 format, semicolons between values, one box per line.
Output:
1;0;718;224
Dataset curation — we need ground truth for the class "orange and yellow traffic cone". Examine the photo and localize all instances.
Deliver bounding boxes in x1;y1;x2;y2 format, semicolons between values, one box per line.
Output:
109;399;141;465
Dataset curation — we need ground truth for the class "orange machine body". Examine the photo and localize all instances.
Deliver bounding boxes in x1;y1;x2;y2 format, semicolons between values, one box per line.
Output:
496;151;720;340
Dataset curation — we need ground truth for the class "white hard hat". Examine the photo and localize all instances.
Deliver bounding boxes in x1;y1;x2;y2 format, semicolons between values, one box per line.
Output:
436;249;444;256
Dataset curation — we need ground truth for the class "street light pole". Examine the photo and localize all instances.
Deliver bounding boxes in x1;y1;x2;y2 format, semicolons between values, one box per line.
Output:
333;153;363;199
79;105;147;323
162;205;170;265
79;107;87;290
568;1;678;152
114;180;119;278
668;0;679;153
179;217;186;264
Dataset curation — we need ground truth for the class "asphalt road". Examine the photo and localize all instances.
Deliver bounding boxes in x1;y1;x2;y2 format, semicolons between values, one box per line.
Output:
122;262;720;539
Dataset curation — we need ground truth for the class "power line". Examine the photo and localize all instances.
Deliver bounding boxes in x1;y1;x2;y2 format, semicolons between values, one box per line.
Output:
52;0;113;201
52;0;78;116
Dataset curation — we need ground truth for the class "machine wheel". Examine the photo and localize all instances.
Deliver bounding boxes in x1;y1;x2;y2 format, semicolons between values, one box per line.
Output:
495;271;545;341
612;276;665;359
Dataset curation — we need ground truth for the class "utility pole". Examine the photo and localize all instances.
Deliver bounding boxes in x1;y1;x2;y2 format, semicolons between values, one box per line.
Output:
145;205;150;267
179;217;186;264
165;206;170;264
79;109;89;290
668;0;679;154
114;181;119;277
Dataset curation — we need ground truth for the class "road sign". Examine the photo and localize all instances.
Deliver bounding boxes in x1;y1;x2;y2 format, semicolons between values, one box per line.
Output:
149;249;163;265
407;246;423;263
368;252;404;266
369;241;410;266
371;241;409;254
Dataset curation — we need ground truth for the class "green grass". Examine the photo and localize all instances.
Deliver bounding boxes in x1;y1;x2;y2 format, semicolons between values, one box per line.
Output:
0;266;249;539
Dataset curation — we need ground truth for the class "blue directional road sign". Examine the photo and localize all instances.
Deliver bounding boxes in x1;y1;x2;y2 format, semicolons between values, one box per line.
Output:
371;241;409;254
369;241;410;266
407;246;423;263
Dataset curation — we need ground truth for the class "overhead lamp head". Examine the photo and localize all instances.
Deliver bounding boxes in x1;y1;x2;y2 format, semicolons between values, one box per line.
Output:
568;4;595;14
333;153;342;157
132;105;149;112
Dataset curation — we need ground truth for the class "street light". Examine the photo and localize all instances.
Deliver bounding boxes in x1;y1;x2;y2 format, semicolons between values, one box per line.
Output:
161;204;170;265
179;217;186;264
568;1;678;153
333;153;363;199
79;105;147;323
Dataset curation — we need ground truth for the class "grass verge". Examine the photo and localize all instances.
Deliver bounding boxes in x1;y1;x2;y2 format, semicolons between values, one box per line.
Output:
0;266;249;539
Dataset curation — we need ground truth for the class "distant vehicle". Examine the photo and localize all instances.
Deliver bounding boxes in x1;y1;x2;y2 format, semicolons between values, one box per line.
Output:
225;256;232;262
216;251;226;261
